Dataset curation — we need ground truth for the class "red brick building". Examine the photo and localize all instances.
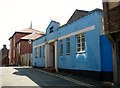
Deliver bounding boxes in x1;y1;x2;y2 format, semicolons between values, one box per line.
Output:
16;31;44;66
9;27;44;66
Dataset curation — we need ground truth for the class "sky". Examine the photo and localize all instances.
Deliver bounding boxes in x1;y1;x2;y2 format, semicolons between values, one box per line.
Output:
0;0;103;49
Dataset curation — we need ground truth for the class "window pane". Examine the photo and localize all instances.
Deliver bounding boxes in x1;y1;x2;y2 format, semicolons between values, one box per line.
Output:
77;39;80;43
77;47;80;52
77;43;81;47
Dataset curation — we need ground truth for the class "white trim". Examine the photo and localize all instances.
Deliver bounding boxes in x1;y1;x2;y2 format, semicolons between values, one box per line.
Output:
76;51;86;54
58;25;95;40
48;39;57;43
33;25;95;48
33;39;57;48
33;43;46;48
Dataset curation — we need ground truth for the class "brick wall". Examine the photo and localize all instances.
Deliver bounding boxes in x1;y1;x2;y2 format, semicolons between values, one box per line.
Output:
9;32;31;65
20;40;32;54
103;2;120;33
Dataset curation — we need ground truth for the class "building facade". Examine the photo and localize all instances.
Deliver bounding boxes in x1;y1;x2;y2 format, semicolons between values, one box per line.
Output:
103;1;120;84
0;45;9;66
9;26;43;66
16;31;44;66
32;9;113;79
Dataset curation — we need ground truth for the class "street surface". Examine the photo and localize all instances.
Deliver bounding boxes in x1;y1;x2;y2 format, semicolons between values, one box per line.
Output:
1;67;40;88
0;67;120;88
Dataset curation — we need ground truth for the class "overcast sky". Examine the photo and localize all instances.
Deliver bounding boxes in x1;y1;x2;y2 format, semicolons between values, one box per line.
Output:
0;0;103;49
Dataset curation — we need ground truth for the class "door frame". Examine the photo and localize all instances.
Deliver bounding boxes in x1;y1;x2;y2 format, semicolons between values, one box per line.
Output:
45;40;58;72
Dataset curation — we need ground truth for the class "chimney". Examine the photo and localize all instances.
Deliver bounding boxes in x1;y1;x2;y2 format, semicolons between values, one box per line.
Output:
3;44;6;48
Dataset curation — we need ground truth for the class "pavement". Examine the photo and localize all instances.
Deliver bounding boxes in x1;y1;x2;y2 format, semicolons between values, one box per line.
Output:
34;67;120;88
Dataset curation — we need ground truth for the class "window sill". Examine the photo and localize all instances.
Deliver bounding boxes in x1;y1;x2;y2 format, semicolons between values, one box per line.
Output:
76;51;86;54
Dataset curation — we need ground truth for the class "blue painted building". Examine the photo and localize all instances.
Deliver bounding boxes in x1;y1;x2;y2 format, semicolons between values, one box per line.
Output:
32;9;112;75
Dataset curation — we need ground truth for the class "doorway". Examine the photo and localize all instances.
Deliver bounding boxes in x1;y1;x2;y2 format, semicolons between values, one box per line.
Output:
49;42;55;67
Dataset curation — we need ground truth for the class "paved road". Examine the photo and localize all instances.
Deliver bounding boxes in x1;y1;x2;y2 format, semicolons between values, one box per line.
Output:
1;67;40;88
0;67;119;88
0;67;92;88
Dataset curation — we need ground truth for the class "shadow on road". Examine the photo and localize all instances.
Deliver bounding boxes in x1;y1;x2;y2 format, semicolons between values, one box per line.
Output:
12;67;83;88
12;67;43;87
10;67;120;88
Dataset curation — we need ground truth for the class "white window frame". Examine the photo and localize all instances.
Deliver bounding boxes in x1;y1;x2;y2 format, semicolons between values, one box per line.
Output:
76;33;85;53
66;37;70;54
60;40;63;55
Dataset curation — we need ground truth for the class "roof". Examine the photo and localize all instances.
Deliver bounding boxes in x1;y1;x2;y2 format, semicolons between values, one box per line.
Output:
67;9;89;24
21;31;45;40
16;28;41;33
9;28;42;40
59;8;102;29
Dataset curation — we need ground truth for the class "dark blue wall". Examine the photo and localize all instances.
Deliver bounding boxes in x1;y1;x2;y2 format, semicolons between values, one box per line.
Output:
100;35;113;72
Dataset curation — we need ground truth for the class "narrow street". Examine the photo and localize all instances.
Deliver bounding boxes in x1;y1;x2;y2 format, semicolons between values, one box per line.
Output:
1;67;91;88
0;67;119;88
